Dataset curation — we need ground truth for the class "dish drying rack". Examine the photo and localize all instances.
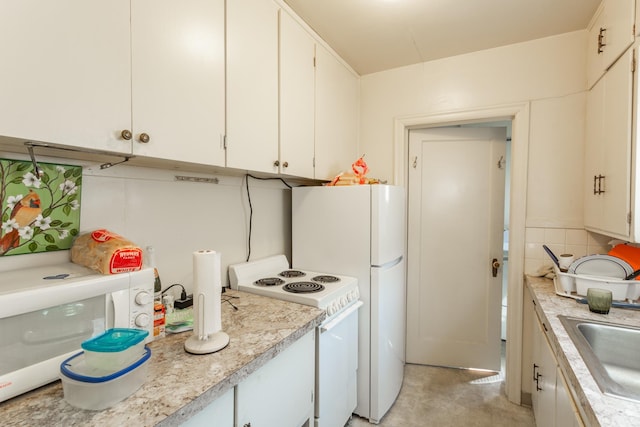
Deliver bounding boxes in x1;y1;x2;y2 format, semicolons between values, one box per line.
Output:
553;265;640;308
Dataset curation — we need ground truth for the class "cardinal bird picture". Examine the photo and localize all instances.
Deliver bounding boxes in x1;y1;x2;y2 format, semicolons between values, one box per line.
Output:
0;158;82;257
0;189;42;253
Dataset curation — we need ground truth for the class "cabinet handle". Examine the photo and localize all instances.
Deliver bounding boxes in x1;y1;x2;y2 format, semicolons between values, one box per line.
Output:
273;160;280;167
598;27;607;54
283;161;289;168
536;372;543;391
243;424;251;427
593;175;605;194
138;133;150;143
533;363;539;381
121;129;132;141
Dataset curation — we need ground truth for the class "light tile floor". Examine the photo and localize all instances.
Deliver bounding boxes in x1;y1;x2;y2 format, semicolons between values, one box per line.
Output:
349;347;535;427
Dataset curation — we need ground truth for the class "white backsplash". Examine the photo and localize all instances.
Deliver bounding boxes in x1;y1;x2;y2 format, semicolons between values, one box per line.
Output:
0;159;295;295
524;227;614;275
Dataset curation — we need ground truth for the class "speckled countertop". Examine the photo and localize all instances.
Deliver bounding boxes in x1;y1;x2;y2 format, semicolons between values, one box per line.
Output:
527;276;640;427
1;290;325;427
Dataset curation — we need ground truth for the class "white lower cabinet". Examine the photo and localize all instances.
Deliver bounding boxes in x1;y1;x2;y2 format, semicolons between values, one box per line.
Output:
236;330;315;427
182;330;315;427
531;306;583;427
182;388;234;427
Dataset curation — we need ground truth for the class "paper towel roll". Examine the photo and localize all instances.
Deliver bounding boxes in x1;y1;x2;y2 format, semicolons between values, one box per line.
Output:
192;250;222;338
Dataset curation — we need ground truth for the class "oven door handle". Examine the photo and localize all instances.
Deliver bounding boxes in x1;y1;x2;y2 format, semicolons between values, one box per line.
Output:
320;301;363;333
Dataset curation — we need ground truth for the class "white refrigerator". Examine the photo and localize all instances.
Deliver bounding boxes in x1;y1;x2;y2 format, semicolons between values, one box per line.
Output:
292;184;406;424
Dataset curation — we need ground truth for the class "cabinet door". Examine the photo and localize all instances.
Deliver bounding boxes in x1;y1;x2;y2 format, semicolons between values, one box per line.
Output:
131;0;225;166
600;48;633;237
181;387;234;427
584;77;605;230
226;0;280;174
236;330;315;427
586;5;606;89
600;0;635;71
315;45;359;181
556;367;584;427
586;0;635;89
532;316;556;427
280;11;316;179
0;0;131;153
584;48;633;238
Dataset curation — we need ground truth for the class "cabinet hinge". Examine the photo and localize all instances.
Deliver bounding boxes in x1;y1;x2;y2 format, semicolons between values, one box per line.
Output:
313;157;316;167
628;212;633;225
222;134;227;150
313;56;316;67
632;49;637;73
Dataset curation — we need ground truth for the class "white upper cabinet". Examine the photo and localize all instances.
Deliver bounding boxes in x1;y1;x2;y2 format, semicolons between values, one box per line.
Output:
279;11;316;179
584;47;634;239
0;0;131;153
586;0;635;89
130;0;225;166
315;44;359;181
226;0;280;174
0;0;225;166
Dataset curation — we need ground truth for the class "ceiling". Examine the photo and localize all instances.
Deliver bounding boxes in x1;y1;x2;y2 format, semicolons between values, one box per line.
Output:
283;0;602;75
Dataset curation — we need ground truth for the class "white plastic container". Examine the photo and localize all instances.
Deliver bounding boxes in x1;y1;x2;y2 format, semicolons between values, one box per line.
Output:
554;265;640;301
60;347;150;410
81;328;148;371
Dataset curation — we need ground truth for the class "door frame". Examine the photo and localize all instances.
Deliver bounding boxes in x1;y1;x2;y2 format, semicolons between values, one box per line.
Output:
393;102;530;405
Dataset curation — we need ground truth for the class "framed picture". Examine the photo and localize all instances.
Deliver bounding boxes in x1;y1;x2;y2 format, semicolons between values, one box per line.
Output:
0;158;82;256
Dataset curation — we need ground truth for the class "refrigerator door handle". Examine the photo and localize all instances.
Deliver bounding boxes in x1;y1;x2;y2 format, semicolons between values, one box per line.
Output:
372;255;403;269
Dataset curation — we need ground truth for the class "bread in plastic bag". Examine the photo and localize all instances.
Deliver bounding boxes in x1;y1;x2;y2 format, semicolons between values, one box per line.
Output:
71;229;143;274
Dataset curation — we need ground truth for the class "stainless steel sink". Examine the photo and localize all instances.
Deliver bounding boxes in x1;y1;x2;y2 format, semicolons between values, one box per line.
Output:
559;315;640;402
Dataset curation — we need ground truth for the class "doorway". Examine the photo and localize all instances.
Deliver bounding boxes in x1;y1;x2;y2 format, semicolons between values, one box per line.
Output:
393;103;530;404
406;125;508;371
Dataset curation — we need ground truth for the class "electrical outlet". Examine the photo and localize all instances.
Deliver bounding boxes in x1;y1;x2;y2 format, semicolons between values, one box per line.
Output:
175;294;193;309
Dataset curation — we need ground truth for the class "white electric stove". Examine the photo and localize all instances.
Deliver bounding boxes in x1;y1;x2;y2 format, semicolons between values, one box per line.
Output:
228;254;359;318
228;255;362;427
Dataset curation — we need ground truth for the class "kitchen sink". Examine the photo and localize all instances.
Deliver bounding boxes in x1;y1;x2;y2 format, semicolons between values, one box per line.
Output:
559;315;640;402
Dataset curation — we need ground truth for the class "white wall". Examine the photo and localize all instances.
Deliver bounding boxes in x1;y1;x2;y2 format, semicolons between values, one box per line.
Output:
0;155;292;294
359;30;590;274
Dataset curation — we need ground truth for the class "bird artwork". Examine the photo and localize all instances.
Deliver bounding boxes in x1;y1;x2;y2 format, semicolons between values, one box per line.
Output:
0;189;42;253
0;158;82;257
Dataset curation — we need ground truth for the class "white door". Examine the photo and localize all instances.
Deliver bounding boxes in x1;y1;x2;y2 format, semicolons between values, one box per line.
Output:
406;127;506;371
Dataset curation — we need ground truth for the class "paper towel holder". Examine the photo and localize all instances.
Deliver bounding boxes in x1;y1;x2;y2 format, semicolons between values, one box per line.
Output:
184;250;230;355
184;292;230;354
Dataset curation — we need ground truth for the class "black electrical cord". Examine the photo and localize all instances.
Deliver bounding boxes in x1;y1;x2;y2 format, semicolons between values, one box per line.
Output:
244;174;293;262
161;283;187;300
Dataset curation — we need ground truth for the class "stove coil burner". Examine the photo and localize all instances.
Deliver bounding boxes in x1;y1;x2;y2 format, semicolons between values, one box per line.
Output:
279;270;306;278
312;275;340;283
254;277;285;287
283;282;325;293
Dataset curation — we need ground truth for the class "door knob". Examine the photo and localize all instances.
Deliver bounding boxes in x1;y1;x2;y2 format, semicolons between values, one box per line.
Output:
492;258;501;277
